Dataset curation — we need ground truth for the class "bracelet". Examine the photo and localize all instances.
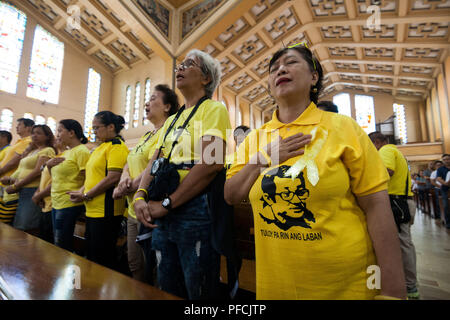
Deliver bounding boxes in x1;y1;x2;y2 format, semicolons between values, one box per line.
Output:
137;188;148;199
259;149;272;167
133;197;146;204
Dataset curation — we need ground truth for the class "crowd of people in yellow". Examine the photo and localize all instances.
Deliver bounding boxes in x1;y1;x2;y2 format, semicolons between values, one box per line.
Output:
1;46;447;300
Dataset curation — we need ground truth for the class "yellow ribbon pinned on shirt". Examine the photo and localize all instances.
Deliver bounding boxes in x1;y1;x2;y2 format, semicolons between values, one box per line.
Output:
284;127;328;186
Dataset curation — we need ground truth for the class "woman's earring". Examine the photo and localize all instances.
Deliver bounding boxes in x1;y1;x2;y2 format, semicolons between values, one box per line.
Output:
312;87;318;93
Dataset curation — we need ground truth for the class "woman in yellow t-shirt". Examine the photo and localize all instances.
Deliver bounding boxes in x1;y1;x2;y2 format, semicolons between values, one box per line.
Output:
4;125;56;233
31;139;65;243
133;50;231;299
46;119;90;252
68;111;128;269
225;44;406;300
113;84;179;282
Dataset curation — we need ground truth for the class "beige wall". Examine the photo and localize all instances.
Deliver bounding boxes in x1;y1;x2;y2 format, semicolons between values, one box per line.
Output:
111;55;173;144
320;90;422;143
0;14;113;144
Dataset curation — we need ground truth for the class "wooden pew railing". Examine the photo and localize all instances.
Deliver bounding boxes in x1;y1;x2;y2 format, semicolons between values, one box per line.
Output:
0;222;181;300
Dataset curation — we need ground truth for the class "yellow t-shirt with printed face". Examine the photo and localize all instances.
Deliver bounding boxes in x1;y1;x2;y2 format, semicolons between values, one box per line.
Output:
38;166;52;213
227;103;389;300
156;99;231;182
51;144;90;210
14;147;55;188
126;130;161;219
84;137;129;218
378;144;413;196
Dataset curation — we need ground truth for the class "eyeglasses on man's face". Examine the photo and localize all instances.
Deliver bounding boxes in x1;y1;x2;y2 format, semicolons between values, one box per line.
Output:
174;58;201;72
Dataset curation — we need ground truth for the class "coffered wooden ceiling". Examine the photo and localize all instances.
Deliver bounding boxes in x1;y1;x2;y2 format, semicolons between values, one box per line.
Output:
12;0;450;110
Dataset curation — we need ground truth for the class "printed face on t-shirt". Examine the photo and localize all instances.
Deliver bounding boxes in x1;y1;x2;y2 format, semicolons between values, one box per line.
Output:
260;165;316;231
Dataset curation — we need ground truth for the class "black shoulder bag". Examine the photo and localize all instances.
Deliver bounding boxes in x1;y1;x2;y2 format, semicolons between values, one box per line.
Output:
146;96;207;201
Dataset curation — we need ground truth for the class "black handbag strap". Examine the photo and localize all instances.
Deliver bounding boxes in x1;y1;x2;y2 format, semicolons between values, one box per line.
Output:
155;96;208;161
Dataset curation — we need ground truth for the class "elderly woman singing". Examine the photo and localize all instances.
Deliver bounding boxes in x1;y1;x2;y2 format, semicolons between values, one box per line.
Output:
133;49;231;299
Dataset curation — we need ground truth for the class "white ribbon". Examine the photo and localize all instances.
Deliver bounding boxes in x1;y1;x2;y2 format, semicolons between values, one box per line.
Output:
284;127;328;186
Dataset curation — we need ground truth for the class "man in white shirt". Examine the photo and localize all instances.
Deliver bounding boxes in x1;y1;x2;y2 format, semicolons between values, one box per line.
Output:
430;161;443;219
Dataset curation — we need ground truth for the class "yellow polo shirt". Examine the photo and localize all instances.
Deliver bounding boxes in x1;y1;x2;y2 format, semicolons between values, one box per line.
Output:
378;144;413;196
227;102;389;300
0;136;32;178
84;137;128;218
126;130;161;219
51;144;90;210
0;145;11;164
156;99;231;182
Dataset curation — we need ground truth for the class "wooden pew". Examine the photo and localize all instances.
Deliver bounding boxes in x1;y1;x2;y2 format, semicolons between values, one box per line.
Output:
0;222;180;300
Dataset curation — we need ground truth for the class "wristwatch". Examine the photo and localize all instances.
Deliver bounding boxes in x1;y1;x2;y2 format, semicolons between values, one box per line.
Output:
161;196;172;211
83;193;93;201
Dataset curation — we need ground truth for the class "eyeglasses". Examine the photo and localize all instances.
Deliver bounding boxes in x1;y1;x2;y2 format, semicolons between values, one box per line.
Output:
92;125;105;131
174;59;201;72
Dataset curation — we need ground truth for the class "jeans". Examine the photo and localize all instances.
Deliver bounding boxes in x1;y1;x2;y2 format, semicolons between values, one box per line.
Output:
441;189;449;227
52;205;85;252
151;193;220;300
39;210;54;244
13;188;41;231
433;188;441;219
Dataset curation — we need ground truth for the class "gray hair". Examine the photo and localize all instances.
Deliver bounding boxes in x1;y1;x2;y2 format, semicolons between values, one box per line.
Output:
186;49;222;99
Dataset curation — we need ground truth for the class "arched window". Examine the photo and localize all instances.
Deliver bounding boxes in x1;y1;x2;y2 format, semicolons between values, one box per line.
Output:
84;68;101;142
35;115;46;125
47;117;56;133
26;24;64;104
0;108;13;131
393;103;407;144
355;94;376;134
333;93;352;117
133;82;141;128
143;78;150;125
124;86;131;129
23;112;34;120
0;2;27;94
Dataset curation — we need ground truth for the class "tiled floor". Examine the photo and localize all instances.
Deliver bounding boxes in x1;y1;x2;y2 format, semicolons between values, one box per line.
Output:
412;210;450;300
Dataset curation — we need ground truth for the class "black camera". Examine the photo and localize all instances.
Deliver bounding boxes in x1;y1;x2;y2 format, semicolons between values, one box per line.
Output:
151;157;169;176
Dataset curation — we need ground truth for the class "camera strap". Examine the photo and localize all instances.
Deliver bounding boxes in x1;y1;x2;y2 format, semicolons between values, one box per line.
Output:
155;95;208;161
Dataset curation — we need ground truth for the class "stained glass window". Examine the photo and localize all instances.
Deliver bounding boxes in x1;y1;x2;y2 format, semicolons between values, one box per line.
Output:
355;94;376;134
133;82;141;128
333;93;352;117
26;24;64;104
23;112;34;120
0;2;27;94
84;68;101;142
124;86;131;130
35;114;46;125
143;78;150;125
47;116;56;133
393;103;407;144
0;108;13;131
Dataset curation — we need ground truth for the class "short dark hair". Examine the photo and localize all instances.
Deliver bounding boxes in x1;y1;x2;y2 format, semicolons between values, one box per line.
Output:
155;84;179;116
443;154;450;159
0;130;12;144
368;131;387;143
95;111;125;139
269;45;323;104
17;118;35;127
317;101;338;113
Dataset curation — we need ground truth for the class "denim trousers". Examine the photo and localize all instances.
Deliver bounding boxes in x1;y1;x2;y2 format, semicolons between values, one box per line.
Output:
433;188;441;218
13;188;41;231
52;205;85;252
151;193;220;300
